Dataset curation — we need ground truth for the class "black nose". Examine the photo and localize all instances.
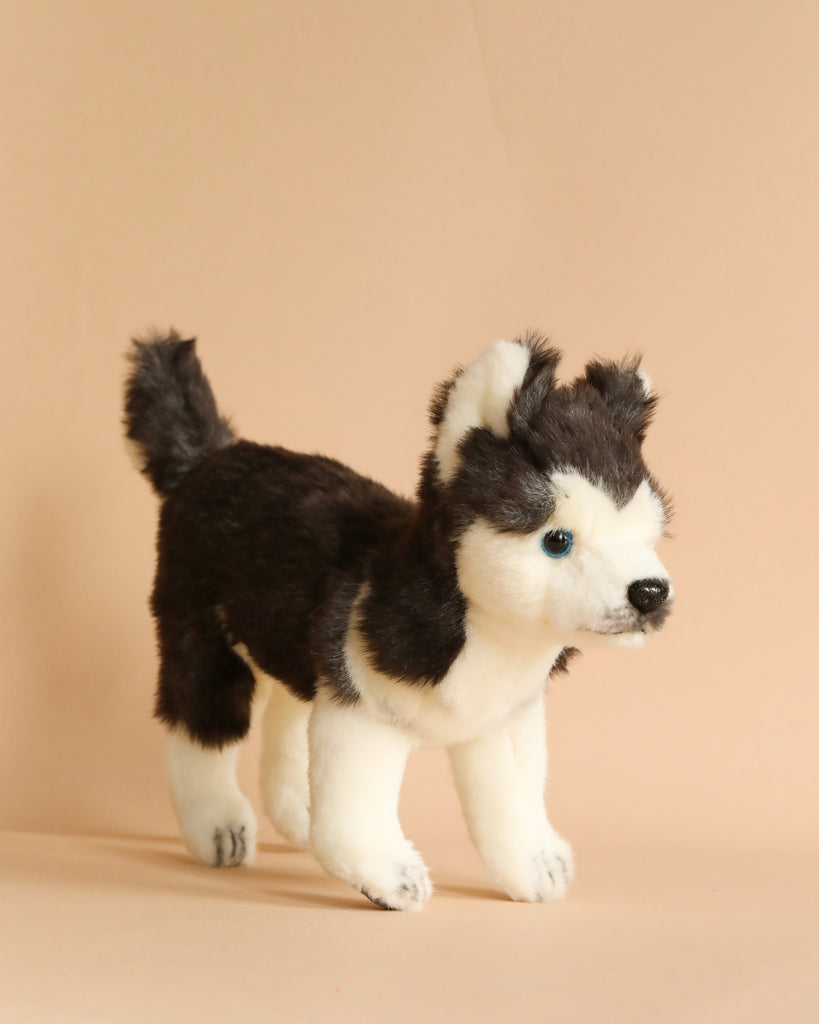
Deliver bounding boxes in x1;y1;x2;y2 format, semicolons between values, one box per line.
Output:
627;578;669;614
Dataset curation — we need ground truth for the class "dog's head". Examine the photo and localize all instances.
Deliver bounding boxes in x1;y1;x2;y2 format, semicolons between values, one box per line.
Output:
425;334;673;647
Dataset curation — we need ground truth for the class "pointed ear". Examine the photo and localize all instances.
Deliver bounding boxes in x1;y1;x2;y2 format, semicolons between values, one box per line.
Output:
432;338;556;483
581;355;657;442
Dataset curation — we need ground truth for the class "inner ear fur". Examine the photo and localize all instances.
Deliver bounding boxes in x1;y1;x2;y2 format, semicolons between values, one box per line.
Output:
581;355;657;442
432;335;560;483
505;337;561;437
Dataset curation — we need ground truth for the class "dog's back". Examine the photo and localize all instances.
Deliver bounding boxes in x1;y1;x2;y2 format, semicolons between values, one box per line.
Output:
154;440;411;709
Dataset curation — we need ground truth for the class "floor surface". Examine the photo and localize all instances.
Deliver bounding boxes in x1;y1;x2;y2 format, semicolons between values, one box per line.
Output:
1;830;817;1023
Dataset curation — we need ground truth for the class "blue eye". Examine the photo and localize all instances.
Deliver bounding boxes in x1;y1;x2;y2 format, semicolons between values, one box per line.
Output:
542;529;573;558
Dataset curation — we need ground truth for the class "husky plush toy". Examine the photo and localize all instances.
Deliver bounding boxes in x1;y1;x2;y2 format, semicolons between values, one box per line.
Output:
123;331;672;910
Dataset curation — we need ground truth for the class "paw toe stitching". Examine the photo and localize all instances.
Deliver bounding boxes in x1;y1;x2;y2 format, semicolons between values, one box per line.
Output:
213;828;224;867
229;828;238;863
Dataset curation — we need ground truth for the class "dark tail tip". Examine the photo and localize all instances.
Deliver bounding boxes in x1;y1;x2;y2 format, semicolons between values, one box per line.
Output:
123;329;235;496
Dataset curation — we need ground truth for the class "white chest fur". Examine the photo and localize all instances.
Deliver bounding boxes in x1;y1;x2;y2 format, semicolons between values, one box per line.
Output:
345;604;563;747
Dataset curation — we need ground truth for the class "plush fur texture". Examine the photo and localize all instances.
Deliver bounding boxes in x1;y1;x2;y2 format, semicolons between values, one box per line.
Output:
124;331;235;496
123;330;673;910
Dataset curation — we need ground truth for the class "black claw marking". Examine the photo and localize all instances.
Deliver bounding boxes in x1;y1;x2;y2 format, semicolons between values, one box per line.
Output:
358;864;430;909
211;825;248;867
555;855;568;877
397;867;427;902
361;889;398;911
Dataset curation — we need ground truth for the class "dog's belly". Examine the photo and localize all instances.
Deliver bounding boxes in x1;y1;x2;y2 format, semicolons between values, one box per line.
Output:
346;606;563;747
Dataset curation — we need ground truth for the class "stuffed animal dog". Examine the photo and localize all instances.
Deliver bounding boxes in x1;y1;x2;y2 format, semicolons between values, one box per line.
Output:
123;331;672;910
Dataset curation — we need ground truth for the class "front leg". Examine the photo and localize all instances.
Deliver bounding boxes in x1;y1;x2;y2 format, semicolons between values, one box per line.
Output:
448;696;573;902
308;691;432;911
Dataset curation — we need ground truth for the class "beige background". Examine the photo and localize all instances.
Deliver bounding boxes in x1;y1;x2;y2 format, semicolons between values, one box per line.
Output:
1;2;818;1021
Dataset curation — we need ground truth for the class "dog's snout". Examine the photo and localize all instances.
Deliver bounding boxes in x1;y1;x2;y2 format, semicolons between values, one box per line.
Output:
627;578;669;614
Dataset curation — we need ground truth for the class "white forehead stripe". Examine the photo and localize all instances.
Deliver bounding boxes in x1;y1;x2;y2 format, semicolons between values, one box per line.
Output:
550;472;665;543
435;340;530;484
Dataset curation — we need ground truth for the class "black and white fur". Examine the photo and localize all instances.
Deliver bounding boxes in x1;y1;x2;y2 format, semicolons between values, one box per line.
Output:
123;331;673;910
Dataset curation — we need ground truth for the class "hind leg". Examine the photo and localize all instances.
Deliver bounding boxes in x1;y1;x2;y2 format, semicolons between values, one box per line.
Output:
153;610;258;867
167;729;257;867
259;679;311;847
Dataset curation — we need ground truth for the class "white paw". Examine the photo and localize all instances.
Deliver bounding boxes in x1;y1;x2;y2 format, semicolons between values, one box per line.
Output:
177;796;258;868
493;834;574;903
313;841;432;911
358;856;433;911
264;790;310;848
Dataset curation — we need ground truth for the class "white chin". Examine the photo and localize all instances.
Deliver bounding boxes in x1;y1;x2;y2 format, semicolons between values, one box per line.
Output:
606;631;645;650
569;630;645;651
556;626;647;651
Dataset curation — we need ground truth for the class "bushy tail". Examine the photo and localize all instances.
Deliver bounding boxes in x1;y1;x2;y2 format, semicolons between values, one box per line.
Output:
123;331;236;497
